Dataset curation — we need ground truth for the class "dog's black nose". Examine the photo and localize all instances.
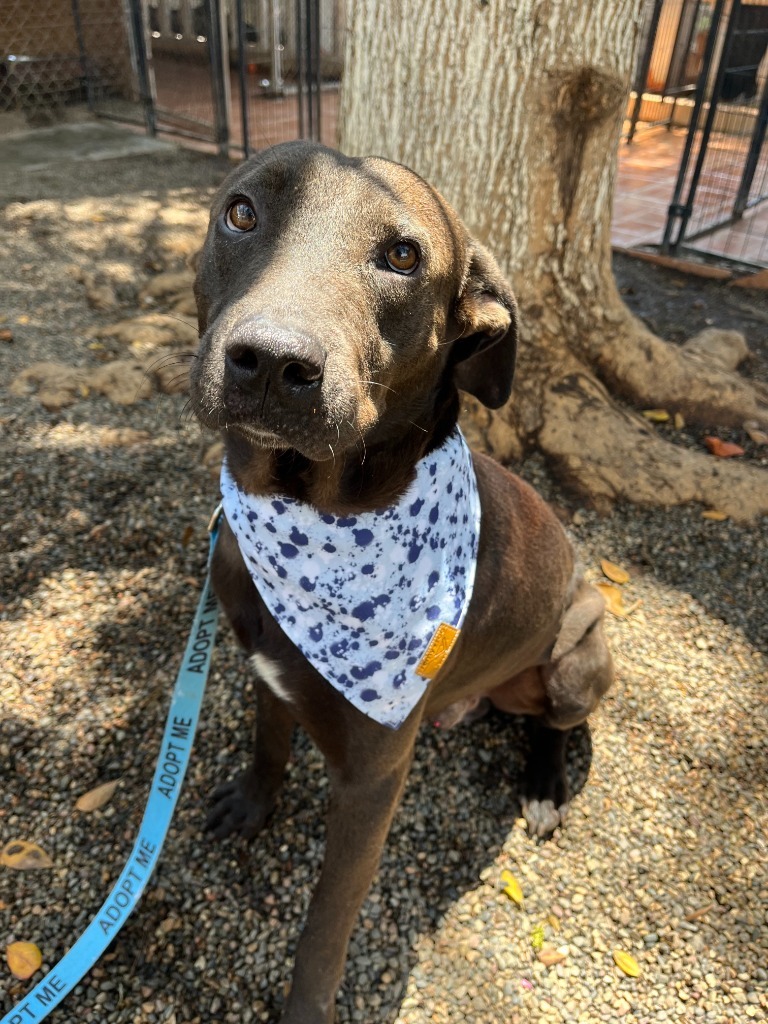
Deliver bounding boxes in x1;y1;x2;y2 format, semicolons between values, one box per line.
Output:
225;320;325;395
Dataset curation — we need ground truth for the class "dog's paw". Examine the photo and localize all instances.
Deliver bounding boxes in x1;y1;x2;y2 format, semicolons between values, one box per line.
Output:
205;773;275;840
521;797;569;840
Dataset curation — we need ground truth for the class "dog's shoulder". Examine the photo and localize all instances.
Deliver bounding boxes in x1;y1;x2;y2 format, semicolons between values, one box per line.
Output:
469;449;574;619
471;450;567;542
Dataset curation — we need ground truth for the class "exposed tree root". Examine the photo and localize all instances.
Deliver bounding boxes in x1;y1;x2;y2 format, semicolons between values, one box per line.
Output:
536;370;768;522
460;295;768;521
589;309;768;430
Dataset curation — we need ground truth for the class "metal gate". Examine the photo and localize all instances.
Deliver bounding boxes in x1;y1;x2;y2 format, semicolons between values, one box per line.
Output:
662;0;768;255
133;0;342;155
1;0;146;132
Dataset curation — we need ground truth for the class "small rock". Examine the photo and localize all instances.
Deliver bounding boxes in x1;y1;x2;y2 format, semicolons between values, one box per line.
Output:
682;327;750;371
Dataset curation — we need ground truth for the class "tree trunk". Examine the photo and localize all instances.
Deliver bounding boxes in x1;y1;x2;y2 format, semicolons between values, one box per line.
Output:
339;0;768;521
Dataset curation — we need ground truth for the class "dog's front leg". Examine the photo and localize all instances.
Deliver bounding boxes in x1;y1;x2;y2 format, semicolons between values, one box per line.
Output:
207;679;294;839
280;717;420;1024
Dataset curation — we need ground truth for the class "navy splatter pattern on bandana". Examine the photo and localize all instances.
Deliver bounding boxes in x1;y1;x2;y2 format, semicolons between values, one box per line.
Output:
220;428;481;728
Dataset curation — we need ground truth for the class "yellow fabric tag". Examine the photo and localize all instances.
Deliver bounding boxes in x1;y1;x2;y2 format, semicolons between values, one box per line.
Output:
416;623;460;679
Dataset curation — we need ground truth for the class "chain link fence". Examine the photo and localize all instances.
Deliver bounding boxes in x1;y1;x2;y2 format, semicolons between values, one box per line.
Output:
1;0;139;131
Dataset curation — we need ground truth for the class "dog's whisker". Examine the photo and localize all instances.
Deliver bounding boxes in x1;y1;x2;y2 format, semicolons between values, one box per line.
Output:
143;351;197;373
162;372;193;392
348;419;367;465
362;379;398;395
407;420;429;433
155;311;199;330
139;353;197;398
178;398;200;426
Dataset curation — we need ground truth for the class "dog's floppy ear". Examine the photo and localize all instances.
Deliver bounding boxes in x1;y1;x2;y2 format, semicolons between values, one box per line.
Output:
451;241;518;409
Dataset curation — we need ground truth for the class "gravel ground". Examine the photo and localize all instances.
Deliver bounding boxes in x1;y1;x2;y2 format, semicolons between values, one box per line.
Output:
1;138;767;1024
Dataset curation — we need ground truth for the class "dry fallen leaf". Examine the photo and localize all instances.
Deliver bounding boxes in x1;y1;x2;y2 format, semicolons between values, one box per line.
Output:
547;914;561;933
596;582;627;617
704;436;745;458
600;559;630;585
500;869;524;906
180;525;195;548
6;941;43;980
537;944;568;967
702;510;728;522
530;923;545;951
75;779;120;812
642;409;670;423
16;315;31;325
674;411;685;430
0;840;54;870
685;902;715;922
613;949;641;977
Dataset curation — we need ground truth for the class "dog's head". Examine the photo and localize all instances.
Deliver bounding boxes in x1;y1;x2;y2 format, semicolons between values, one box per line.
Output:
192;141;517;464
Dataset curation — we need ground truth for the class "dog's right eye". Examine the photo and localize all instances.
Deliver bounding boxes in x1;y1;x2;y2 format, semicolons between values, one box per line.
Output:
225;200;257;232
385;241;419;274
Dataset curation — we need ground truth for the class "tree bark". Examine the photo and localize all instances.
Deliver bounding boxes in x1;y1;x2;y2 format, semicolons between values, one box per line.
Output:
339;0;768;521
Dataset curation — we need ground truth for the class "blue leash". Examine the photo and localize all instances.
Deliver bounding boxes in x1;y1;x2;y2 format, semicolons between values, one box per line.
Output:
1;510;221;1024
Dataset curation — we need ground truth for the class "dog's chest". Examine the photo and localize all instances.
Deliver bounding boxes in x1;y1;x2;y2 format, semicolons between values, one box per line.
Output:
221;430;481;728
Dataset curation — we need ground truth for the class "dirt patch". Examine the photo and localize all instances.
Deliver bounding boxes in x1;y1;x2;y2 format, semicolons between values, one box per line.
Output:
614;250;768;385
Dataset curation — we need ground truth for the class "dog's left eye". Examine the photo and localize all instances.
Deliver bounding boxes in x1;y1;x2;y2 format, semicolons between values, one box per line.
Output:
226;200;257;232
385;242;419;274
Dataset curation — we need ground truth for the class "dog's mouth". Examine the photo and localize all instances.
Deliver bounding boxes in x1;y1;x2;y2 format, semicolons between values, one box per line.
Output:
226;421;284;448
191;381;364;461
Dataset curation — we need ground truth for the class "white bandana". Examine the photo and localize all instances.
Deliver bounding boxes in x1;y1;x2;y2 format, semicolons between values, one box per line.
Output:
220;429;481;729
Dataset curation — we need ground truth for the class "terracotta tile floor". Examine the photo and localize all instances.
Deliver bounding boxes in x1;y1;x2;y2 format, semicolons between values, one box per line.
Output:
613;125;768;267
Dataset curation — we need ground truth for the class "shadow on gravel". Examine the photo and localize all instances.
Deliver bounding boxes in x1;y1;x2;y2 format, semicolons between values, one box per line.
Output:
199;710;593;1023
3;430;214;612
594;501;768;654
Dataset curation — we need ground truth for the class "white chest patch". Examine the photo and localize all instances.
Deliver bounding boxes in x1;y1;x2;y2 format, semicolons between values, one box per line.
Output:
220;428;481;729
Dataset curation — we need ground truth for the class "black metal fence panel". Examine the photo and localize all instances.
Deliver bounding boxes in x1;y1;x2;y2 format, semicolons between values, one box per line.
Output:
627;0;713;140
140;0;342;155
627;0;768;267
661;0;768;264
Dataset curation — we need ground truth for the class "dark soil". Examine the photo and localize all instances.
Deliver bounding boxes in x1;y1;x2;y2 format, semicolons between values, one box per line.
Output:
613;251;768;384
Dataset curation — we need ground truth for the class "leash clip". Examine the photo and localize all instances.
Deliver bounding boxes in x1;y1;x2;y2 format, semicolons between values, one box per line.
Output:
207;502;223;535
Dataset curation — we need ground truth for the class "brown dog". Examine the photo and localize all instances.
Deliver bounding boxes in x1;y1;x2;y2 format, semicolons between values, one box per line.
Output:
191;141;612;1024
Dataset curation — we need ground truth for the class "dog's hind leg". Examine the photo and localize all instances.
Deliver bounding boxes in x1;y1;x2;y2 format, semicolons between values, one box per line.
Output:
521;720;572;838
523;579;613;838
206;679;294;840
